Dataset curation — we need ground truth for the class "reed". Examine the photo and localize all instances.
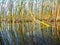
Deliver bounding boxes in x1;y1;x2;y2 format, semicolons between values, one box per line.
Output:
0;0;60;45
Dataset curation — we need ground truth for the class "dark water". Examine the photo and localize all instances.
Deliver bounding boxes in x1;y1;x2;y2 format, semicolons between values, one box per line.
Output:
0;22;60;45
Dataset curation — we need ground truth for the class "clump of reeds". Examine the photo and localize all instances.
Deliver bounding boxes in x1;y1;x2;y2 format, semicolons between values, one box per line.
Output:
0;0;60;45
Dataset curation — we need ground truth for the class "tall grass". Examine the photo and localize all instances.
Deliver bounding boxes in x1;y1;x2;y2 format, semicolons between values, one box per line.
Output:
0;0;60;45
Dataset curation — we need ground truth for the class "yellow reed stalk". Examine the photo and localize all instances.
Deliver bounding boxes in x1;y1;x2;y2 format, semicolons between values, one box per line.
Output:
28;8;50;27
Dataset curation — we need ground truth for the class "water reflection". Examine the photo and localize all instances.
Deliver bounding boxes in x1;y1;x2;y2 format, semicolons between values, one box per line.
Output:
0;22;60;45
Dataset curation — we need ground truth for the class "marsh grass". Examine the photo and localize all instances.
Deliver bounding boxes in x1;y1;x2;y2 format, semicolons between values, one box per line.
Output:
0;0;60;45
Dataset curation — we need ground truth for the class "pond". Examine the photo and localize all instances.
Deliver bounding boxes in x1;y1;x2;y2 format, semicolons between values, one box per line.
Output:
0;22;60;45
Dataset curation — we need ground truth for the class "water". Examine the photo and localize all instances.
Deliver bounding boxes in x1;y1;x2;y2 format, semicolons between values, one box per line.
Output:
0;22;60;45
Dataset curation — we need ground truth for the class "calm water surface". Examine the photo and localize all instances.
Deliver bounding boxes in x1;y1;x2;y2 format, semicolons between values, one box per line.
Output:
0;22;60;45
